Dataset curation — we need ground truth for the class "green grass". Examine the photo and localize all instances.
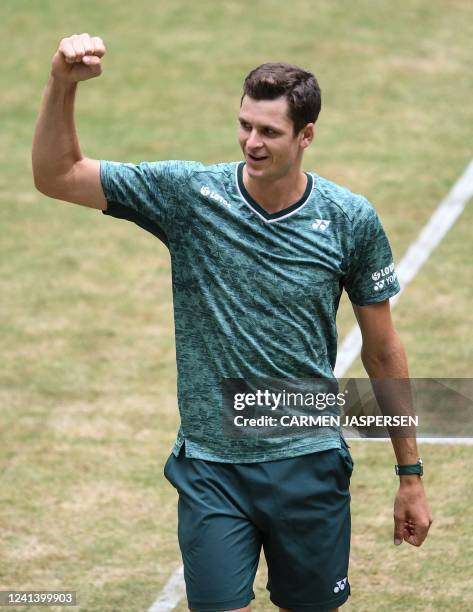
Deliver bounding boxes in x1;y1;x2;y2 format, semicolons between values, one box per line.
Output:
1;0;473;610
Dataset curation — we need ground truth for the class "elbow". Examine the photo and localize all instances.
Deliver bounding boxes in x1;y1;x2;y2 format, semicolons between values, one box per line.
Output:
34;180;66;201
33;175;49;196
32;162;52;196
361;350;386;375
34;180;58;199
361;334;407;377
32;167;64;199
32;157;82;199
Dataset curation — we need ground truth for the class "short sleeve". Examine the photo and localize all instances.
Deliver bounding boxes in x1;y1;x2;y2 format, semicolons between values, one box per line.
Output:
344;199;401;305
100;160;200;246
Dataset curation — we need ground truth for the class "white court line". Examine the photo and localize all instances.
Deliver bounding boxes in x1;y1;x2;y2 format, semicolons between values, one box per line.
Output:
348;437;473;445
147;565;184;612
334;158;473;377
148;159;473;612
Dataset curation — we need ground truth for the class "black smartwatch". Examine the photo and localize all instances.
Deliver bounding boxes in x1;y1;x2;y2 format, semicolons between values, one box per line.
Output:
395;458;423;476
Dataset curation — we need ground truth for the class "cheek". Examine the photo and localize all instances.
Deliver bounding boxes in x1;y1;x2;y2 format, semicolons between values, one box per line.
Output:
274;144;295;161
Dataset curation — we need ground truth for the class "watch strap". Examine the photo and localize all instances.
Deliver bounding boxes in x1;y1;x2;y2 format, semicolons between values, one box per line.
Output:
395;459;423;476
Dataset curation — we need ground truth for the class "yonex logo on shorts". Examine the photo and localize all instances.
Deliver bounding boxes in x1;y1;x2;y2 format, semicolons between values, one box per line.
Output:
311;219;331;231
333;577;348;593
374;280;385;291
200;185;231;208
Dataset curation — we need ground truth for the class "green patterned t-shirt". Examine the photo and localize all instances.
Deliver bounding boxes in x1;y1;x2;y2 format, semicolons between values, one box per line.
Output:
100;160;400;462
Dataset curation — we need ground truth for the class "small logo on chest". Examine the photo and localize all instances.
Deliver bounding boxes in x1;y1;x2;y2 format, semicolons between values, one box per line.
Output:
200;185;231;208
311;218;331;231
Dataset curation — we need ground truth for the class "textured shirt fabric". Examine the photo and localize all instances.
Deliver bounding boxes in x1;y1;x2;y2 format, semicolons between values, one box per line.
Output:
100;160;401;462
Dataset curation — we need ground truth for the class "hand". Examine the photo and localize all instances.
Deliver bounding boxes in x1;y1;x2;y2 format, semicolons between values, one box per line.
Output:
51;33;106;84
393;478;433;547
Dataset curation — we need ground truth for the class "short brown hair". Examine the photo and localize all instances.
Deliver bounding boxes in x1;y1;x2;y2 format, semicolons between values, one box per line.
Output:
241;62;321;135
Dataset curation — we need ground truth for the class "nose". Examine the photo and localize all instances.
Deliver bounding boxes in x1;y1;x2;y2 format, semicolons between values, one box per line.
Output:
246;129;263;150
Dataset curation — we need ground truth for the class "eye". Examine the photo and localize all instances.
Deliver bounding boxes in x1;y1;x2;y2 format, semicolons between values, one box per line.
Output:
239;120;251;131
264;128;277;136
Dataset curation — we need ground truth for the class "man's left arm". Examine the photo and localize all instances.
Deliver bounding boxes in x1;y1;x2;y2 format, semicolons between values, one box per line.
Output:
353;300;433;547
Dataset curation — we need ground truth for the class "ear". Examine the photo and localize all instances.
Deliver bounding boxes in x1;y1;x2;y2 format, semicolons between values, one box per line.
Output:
300;123;315;149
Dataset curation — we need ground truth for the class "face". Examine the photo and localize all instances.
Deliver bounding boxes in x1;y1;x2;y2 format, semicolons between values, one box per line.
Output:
238;95;313;181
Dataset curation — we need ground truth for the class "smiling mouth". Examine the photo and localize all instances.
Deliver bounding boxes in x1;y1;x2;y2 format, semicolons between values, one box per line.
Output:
247;153;269;162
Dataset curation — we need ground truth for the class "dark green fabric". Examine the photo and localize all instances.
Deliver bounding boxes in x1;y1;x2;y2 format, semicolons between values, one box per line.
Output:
101;160;400;462
164;436;353;611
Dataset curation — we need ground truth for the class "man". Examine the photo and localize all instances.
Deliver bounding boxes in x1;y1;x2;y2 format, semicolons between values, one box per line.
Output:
33;33;432;612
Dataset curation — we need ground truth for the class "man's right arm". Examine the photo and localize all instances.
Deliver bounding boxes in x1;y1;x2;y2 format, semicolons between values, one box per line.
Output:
32;34;107;210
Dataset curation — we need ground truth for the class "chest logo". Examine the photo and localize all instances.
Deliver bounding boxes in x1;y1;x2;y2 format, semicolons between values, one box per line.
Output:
311;219;331;231
200;185;231;208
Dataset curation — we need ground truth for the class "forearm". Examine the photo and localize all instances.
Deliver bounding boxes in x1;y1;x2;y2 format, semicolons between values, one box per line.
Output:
362;332;419;465
354;306;431;545
32;76;82;192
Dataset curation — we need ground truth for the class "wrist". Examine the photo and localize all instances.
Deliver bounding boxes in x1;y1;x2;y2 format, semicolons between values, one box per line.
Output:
49;72;79;90
399;474;423;486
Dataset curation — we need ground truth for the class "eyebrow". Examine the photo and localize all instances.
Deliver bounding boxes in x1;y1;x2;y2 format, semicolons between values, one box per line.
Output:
238;117;283;132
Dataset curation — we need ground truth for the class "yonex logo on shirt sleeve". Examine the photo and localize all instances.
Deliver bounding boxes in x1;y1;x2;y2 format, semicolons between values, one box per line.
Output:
371;262;395;281
371;262;397;291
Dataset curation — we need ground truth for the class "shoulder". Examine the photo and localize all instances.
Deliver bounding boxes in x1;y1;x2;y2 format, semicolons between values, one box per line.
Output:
103;160;238;187
107;159;236;174
148;160;238;184
187;161;239;179
310;173;376;222
152;160;237;175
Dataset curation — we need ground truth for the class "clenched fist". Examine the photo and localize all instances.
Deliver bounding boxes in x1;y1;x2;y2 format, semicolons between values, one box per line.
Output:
51;33;106;83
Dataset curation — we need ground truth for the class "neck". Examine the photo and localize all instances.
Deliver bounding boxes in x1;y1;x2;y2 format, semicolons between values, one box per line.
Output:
243;164;307;214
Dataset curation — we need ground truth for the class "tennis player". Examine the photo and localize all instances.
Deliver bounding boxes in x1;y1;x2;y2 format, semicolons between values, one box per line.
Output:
33;34;432;612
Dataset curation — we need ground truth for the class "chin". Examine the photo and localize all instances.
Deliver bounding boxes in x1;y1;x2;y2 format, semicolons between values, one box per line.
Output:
246;166;268;180
246;160;273;177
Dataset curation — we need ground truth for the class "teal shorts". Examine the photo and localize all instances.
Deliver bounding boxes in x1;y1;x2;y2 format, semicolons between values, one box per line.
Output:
164;437;353;612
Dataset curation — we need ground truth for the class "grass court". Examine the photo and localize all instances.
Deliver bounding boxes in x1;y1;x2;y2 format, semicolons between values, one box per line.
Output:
1;1;472;610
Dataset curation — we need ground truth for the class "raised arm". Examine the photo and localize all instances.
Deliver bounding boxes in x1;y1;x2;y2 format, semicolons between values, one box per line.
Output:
32;33;107;210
